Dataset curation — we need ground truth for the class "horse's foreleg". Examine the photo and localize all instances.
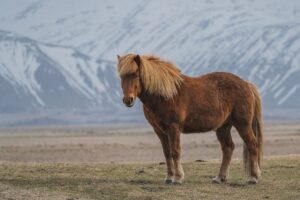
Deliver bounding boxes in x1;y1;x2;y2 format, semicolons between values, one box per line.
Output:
155;131;175;184
213;124;234;184
167;124;184;184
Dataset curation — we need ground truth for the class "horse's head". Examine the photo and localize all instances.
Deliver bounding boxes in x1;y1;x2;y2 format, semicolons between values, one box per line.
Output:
117;54;142;107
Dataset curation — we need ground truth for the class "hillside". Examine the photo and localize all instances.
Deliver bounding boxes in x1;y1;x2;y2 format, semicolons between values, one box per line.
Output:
0;0;300;125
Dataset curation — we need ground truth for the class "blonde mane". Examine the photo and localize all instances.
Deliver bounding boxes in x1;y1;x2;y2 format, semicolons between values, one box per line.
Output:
118;54;183;99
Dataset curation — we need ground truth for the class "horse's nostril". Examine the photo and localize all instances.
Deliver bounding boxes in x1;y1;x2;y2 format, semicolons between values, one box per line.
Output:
123;97;134;106
129;97;133;103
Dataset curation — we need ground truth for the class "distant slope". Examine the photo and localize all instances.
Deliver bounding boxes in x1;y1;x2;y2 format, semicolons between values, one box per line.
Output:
0;0;300;125
0;30;121;113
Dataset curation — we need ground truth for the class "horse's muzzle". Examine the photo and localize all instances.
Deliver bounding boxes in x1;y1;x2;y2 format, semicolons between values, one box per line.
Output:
123;97;134;107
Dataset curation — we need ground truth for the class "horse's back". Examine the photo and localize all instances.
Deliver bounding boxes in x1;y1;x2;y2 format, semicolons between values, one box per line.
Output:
196;71;248;86
184;71;251;102
181;72;255;132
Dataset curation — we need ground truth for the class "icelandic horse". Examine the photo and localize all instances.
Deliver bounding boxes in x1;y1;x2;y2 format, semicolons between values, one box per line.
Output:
117;54;263;185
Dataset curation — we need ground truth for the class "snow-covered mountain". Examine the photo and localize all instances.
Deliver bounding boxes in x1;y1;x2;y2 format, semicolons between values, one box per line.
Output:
0;30;121;113
0;0;300;125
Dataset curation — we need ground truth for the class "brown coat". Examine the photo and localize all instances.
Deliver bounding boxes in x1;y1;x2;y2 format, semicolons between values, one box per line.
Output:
118;54;263;184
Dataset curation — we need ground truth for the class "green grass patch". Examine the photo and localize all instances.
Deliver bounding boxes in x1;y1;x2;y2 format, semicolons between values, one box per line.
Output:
0;156;299;200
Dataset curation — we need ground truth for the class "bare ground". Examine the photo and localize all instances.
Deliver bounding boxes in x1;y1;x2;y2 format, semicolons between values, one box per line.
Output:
0;123;299;200
0;123;299;163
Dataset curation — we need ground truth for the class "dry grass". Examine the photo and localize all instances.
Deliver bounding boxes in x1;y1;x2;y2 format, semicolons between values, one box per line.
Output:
0;156;299;200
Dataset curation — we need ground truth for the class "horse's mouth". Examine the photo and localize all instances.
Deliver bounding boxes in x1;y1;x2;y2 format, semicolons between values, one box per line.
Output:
125;102;134;107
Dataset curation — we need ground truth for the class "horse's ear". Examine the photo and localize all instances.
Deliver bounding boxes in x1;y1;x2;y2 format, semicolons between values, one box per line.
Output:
117;55;121;61
134;54;141;68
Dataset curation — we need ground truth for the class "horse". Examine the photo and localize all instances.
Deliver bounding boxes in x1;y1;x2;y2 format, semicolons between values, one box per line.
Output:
117;53;263;185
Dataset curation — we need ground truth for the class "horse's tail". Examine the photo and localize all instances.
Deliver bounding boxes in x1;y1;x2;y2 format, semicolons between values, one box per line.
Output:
244;83;263;174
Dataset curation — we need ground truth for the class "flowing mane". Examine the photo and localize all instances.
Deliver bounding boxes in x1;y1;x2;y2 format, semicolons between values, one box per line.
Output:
118;54;183;99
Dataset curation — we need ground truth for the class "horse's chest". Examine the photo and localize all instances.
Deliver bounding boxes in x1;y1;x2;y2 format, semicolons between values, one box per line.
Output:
144;105;180;129
156;112;180;129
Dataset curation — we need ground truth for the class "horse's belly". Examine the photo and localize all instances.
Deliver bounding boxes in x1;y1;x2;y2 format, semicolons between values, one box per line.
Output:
181;115;222;133
182;126;212;133
182;122;216;133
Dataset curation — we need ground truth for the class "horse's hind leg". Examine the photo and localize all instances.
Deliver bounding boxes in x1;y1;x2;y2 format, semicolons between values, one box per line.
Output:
213;124;234;184
235;124;260;184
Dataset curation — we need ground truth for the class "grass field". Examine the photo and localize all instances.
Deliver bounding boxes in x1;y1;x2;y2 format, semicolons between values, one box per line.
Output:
0;156;299;200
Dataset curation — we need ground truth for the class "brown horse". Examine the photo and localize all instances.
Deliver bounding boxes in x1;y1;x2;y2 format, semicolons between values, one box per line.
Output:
117;54;263;185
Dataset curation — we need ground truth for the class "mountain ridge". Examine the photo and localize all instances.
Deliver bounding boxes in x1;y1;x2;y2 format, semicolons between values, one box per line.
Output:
0;0;299;125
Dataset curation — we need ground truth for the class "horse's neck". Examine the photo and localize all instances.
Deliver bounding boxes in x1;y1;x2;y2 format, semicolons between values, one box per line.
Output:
138;75;189;109
138;91;155;105
138;91;165;109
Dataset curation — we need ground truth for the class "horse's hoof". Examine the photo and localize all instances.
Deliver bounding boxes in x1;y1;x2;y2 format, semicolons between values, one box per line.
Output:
248;177;258;184
165;179;173;184
212;177;221;184
172;180;182;185
212;176;226;184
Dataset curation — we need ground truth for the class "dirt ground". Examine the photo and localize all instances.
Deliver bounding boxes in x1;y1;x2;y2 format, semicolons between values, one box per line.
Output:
0;123;299;163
